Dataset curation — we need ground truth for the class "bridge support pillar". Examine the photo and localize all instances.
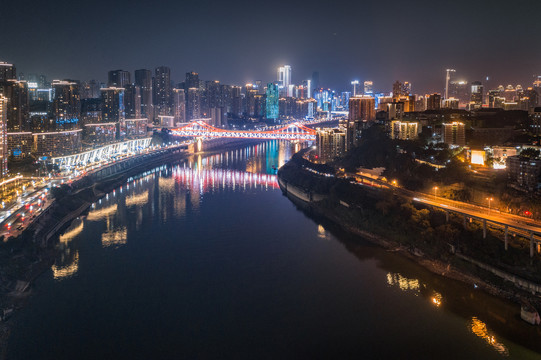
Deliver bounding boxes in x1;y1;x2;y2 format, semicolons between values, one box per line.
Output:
504;225;508;251
463;215;467;229
530;232;534;258
483;219;487;239
445;210;449;223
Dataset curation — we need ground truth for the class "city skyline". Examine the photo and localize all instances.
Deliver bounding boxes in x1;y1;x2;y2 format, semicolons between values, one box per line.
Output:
2;0;540;92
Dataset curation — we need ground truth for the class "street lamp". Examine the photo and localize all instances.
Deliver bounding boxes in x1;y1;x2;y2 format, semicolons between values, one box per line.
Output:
433;186;438;199
486;197;493;213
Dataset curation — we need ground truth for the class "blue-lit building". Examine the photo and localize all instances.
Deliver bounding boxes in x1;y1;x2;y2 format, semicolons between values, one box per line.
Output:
266;83;279;121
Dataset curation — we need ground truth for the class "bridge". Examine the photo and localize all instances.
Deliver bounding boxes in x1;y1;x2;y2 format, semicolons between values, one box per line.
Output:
171;120;317;141
51;138;152;168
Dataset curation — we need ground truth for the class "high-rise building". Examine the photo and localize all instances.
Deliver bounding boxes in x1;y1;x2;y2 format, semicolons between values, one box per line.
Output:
364;81;373;95
0;96;7;177
390;121;419;140
1;80;29;132
278;65;292;96
316;128;346;163
124;84;141;119
244;84;257;116
52;80;80;130
100;87;125;123
172;88;186;125
185;71;200;89
448;80;469;108
0;62;16;82
392;81;411;98
186;88;201;120
231;86;242;117
80;80;101;99
426;93;442;110
470;81;484;109
442;122;466;146
302;79;312;99
108;70;131;88
154;66;172;121
134;69;153;121
349;96;376;122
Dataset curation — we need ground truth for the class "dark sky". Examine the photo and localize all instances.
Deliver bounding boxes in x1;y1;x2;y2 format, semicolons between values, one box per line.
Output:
1;0;540;93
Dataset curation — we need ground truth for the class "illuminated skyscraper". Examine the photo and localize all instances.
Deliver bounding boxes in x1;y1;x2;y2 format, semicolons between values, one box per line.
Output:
266;83;279;121
364;81;373;95
100;87;125;123
154;66;172;121
470;81;484;109
134;69;153;121
52;80;80;130
186;88;201;120
277;65;292;96
108;70;131;88
1;80;29;132
0;96;7;178
348;96;376;122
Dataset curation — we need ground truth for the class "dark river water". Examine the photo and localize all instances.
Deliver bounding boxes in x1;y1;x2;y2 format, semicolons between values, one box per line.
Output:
6;140;541;359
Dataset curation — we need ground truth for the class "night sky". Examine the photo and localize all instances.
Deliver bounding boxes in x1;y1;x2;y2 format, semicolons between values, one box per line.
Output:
1;0;540;93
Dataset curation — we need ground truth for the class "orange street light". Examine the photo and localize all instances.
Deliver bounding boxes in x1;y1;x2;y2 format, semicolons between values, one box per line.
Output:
486;197;493;213
433;186;438;199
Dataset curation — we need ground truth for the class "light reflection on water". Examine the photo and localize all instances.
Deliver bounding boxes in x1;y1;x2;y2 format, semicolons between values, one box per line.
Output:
39;140;540;359
471;317;510;356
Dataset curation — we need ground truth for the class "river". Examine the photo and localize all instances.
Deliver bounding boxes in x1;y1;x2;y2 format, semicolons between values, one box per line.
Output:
6;140;541;359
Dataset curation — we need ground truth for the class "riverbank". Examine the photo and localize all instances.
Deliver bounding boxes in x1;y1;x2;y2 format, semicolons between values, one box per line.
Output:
277;152;541;316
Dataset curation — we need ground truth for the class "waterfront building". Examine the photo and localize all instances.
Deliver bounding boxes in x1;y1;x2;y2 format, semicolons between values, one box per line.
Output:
33;129;82;157
134;69;153;122
108;70;131;88
442;121;466;146
52;80;81;131
124;118;148;138
1;80;29;132
82;123;117;148
390;120;419;140
0;96;7;177
6;132;32;158
316;127;346;163
266;83;279;121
